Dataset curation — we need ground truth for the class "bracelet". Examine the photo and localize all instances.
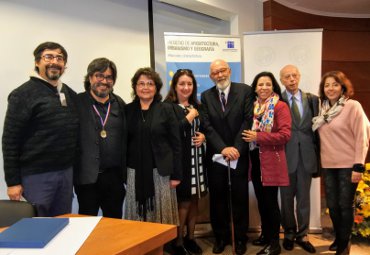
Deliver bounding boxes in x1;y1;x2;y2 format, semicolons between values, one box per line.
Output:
353;164;365;173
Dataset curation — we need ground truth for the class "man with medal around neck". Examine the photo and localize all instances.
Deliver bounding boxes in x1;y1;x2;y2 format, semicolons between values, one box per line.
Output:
2;42;79;216
74;58;127;219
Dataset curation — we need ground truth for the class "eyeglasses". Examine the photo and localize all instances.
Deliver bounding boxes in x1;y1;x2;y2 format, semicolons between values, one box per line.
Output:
137;81;155;88
211;68;229;76
94;73;114;83
41;54;65;63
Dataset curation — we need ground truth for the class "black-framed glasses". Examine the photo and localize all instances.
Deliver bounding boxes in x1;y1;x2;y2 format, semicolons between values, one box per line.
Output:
94;73;114;83
41;54;65;63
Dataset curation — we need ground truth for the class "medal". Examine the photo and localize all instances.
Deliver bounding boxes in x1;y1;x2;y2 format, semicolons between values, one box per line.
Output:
100;130;107;138
93;102;111;139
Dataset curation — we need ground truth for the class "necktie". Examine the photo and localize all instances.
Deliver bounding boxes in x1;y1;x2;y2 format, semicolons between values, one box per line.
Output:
291;96;301;123
220;92;226;111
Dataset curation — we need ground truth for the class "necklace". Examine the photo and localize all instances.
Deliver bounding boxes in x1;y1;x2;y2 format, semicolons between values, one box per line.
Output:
140;110;146;122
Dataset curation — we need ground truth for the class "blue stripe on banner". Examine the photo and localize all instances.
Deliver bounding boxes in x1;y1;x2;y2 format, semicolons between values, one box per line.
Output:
166;62;241;100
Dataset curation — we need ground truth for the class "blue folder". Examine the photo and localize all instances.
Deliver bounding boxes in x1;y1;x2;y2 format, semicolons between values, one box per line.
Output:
0;217;69;248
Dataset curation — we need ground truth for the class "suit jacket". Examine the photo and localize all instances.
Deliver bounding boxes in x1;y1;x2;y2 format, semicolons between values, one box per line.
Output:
257;101;291;186
282;90;319;174
74;92;127;185
201;82;253;173
125;101;183;180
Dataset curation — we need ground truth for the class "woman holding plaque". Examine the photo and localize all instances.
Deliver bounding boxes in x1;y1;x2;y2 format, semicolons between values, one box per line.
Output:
164;69;207;255
124;67;182;225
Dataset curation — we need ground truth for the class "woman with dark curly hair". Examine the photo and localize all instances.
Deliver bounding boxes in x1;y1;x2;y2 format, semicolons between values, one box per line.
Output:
124;67;182;225
313;71;369;255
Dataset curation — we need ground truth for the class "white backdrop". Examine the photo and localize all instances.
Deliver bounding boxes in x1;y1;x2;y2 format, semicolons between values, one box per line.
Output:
243;29;323;232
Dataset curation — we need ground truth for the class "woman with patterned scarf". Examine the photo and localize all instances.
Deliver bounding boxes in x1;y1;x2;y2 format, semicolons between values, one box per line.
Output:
312;71;370;255
242;71;291;255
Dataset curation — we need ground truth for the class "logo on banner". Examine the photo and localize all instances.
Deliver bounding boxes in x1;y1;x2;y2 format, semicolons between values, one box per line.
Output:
223;40;237;52
227;41;235;49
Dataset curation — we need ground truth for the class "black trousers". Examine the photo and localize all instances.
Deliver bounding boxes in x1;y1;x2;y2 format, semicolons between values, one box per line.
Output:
75;170;125;219
251;149;281;242
207;161;249;243
323;168;357;249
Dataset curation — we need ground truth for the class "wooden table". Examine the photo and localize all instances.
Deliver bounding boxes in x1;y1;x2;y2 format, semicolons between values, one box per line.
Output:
59;214;177;255
0;214;176;255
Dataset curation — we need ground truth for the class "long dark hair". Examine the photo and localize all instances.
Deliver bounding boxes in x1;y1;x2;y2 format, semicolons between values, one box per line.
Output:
165;69;199;107
251;71;285;102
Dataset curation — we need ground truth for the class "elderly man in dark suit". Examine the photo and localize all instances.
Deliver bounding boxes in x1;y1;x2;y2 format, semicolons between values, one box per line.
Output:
279;65;319;254
74;58;126;219
201;59;253;255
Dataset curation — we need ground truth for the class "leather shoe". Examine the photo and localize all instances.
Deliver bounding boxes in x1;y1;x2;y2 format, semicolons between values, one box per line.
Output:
212;239;227;254
253;235;268;246
172;245;189;255
296;239;316;253
257;242;281;255
183;237;202;254
329;240;337;251
235;241;247;255
282;238;294;251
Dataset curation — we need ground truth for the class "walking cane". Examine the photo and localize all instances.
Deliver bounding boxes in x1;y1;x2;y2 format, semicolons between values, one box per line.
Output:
227;160;236;255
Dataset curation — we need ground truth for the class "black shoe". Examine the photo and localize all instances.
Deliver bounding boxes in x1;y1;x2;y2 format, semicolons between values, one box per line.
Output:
235;241;247;255
329;240;338;251
257;242;281;255
184;237;202;254
295;238;316;253
335;241;350;255
282;238;294;251
172;245;189;255
212;239;227;254
253;235;268;246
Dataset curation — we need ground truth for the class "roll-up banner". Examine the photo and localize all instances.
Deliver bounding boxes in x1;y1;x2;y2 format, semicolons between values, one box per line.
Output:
164;32;241;98
243;29;323;232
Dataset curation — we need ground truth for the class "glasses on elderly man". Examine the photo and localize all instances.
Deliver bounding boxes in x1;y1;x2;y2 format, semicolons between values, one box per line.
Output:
41;54;65;63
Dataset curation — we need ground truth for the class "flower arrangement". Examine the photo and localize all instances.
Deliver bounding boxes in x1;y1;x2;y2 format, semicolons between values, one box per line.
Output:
353;163;370;238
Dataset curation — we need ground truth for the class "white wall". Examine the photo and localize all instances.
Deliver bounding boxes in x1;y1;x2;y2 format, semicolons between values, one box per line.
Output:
0;0;265;214
0;0;151;199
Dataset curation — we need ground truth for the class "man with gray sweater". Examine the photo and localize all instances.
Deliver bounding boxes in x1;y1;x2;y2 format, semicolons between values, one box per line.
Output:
2;42;79;217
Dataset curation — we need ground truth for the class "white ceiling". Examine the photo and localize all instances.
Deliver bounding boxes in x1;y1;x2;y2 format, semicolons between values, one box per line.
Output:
274;0;370;18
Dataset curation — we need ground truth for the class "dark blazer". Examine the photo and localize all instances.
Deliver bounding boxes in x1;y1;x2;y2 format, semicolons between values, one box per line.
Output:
282;90;319;174
165;101;207;199
74;92;127;185
125;101;183;181
201;82;253;172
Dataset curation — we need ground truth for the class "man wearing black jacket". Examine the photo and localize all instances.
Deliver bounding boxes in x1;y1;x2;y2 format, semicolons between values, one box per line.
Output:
2;42;79;216
74;58;126;219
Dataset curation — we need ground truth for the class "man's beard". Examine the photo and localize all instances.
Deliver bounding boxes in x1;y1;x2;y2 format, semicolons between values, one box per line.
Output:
215;78;231;91
91;83;112;98
46;65;63;80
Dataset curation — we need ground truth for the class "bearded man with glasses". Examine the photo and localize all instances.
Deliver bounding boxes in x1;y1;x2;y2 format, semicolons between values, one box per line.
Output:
73;58;126;219
2;41;79;217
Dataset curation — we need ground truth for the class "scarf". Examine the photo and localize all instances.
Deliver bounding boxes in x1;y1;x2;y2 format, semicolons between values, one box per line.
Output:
132;100;156;219
250;93;279;150
312;95;346;131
